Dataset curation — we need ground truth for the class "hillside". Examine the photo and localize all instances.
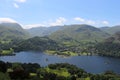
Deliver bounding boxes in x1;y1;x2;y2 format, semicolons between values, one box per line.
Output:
13;36;59;52
0;23;29;40
105;31;120;43
49;24;110;44
100;25;120;34
26;26;62;37
92;31;120;57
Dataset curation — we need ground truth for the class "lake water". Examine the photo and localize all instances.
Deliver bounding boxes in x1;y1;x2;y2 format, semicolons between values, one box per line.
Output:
0;51;120;74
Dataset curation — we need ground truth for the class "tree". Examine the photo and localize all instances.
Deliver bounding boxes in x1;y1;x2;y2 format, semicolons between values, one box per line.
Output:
0;61;7;73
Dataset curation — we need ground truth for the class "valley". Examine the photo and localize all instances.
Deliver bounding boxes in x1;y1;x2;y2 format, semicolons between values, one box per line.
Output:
1;23;120;57
1;0;120;79
0;23;120;80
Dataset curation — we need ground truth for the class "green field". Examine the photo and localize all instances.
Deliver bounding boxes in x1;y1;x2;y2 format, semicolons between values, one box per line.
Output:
45;50;78;57
45;67;70;77
0;48;14;55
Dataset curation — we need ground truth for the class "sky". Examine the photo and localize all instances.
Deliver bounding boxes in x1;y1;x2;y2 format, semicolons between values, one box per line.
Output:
0;0;120;29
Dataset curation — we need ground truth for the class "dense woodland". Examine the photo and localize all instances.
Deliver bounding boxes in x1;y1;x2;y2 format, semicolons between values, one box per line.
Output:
0;61;120;80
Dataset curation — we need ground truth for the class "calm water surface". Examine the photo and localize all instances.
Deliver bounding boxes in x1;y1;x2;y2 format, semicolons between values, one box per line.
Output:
0;51;120;74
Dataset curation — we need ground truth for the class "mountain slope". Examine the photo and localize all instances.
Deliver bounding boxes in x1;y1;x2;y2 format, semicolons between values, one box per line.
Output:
13;36;59;51
26;26;62;37
105;31;120;43
49;24;110;43
100;25;120;34
94;31;120;57
0;23;29;40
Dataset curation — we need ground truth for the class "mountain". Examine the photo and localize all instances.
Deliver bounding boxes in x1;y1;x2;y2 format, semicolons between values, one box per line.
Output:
0;22;29;40
13;36;59;52
100;26;109;30
100;25;120;34
49;24;110;43
26;26;62;37
94;31;120;57
105;31;120;43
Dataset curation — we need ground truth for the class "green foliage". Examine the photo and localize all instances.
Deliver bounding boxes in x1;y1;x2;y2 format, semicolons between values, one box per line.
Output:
0;61;120;80
13;36;59;52
12;63;24;70
45;50;78;57
0;61;7;73
94;42;120;57
91;31;120;57
0;48;14;55
44;67;70;77
0;72;11;80
30;73;37;77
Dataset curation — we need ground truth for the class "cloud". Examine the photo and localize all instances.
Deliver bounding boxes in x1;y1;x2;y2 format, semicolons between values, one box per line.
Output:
13;0;27;8
1;17;109;29
74;17;110;26
86;20;95;25
0;18;17;23
74;17;95;25
102;21;109;25
24;24;46;29
13;3;19;8
74;17;85;22
49;17;67;26
23;17;67;29
14;0;26;3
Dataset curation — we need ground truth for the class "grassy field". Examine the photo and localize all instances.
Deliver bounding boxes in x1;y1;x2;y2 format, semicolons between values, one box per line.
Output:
45;50;78;57
39;67;70;77
0;48;14;55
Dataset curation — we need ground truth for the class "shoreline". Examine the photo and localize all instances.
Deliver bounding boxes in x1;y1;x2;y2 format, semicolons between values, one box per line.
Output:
0;53;16;56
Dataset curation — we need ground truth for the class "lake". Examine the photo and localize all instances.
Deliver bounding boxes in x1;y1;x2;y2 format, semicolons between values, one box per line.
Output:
0;51;120;74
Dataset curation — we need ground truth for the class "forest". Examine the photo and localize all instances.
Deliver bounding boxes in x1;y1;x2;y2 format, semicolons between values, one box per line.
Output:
0;61;120;80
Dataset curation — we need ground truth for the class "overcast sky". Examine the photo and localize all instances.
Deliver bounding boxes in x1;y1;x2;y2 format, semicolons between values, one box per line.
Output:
0;0;120;29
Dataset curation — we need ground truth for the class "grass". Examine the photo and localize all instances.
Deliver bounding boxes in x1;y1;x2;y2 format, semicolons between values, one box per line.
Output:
2;50;11;54
81;52;88;55
80;52;91;56
0;40;11;44
77;77;90;80
30;73;37;77
45;67;70;77
45;50;93;57
0;48;14;55
45;50;78;57
62;51;78;56
62;41;75;46
7;68;13;72
44;68;91;79
45;50;56;55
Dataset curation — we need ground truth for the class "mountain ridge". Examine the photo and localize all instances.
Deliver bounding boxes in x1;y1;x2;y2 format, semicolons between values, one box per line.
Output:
48;24;110;43
0;22;29;40
26;26;62;37
100;25;120;34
